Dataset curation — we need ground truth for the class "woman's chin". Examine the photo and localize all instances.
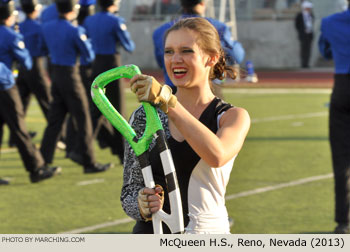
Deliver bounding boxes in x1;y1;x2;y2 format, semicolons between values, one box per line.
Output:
170;78;187;87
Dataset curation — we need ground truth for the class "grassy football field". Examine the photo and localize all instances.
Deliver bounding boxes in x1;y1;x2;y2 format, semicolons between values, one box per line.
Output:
0;85;335;234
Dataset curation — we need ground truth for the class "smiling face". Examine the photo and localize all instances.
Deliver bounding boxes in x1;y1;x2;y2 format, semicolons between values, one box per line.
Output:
164;28;211;88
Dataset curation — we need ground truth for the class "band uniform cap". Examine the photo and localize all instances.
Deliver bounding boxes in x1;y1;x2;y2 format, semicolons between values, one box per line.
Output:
20;0;40;14
0;0;15;20
98;0;119;8
180;0;202;8
55;0;79;13
79;0;95;6
301;1;313;9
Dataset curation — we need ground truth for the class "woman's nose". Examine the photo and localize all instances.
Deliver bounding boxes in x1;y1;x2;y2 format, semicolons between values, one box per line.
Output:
171;52;183;63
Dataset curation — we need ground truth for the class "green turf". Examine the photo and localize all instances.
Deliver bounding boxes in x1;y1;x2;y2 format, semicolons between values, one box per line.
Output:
0;88;335;234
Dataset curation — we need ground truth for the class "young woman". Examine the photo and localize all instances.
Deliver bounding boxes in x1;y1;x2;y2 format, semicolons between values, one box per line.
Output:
121;17;250;234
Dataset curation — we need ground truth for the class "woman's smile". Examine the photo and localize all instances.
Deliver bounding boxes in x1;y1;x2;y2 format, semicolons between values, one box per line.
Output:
172;67;188;79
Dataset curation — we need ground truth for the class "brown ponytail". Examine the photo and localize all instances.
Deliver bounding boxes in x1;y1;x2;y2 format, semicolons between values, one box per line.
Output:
210;50;237;81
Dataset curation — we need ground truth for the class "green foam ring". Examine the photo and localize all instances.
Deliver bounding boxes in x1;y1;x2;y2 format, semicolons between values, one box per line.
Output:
91;64;163;156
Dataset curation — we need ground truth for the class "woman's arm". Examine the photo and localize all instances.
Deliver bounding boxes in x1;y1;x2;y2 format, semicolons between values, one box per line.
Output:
120;107;169;220
168;102;250;167
130;74;250;168
120;108;146;221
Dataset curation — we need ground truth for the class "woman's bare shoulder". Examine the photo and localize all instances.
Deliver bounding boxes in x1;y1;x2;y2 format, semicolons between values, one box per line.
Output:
219;106;250;128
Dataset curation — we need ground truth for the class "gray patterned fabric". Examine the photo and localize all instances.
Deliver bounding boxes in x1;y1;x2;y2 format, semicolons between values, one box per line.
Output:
120;106;170;221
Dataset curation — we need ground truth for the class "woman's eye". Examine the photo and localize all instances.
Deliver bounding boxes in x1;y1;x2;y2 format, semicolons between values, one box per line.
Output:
164;49;173;54
182;49;194;53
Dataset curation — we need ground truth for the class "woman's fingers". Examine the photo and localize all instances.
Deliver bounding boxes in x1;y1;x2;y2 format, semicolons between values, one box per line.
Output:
139;186;163;214
144;188;162;213
142;187;156;195
148;196;163;213
130;77;149;97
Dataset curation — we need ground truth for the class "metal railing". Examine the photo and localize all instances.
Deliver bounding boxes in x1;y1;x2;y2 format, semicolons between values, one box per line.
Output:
118;0;302;22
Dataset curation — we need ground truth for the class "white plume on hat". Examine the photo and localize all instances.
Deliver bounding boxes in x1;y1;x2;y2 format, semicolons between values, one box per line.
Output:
301;1;313;9
337;0;348;11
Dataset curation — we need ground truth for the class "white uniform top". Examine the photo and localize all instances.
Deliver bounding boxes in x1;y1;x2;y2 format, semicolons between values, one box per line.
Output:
185;112;236;234
121;97;236;234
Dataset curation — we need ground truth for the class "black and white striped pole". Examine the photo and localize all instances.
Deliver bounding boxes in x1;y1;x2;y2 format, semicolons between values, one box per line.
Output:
91;64;184;234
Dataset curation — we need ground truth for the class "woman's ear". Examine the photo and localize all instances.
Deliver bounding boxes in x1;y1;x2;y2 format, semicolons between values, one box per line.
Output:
206;54;219;67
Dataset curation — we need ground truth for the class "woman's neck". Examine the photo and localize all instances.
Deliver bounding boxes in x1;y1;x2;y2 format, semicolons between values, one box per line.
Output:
175;83;215;115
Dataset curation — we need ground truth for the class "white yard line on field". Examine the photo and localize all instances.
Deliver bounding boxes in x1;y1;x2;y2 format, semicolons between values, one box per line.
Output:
59;173;333;234
225;173;333;200
77;179;105;186
58;217;134;234
251;111;328;123
0;148;16;154
222;88;332;94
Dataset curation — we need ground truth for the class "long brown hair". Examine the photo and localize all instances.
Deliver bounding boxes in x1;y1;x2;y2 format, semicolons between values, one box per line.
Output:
164;17;237;81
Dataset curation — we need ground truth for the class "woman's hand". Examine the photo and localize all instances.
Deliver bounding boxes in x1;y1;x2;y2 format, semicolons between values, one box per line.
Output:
137;185;164;221
130;74;177;113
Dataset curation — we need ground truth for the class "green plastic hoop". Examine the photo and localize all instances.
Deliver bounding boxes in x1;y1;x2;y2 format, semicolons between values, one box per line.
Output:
91;64;163;156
